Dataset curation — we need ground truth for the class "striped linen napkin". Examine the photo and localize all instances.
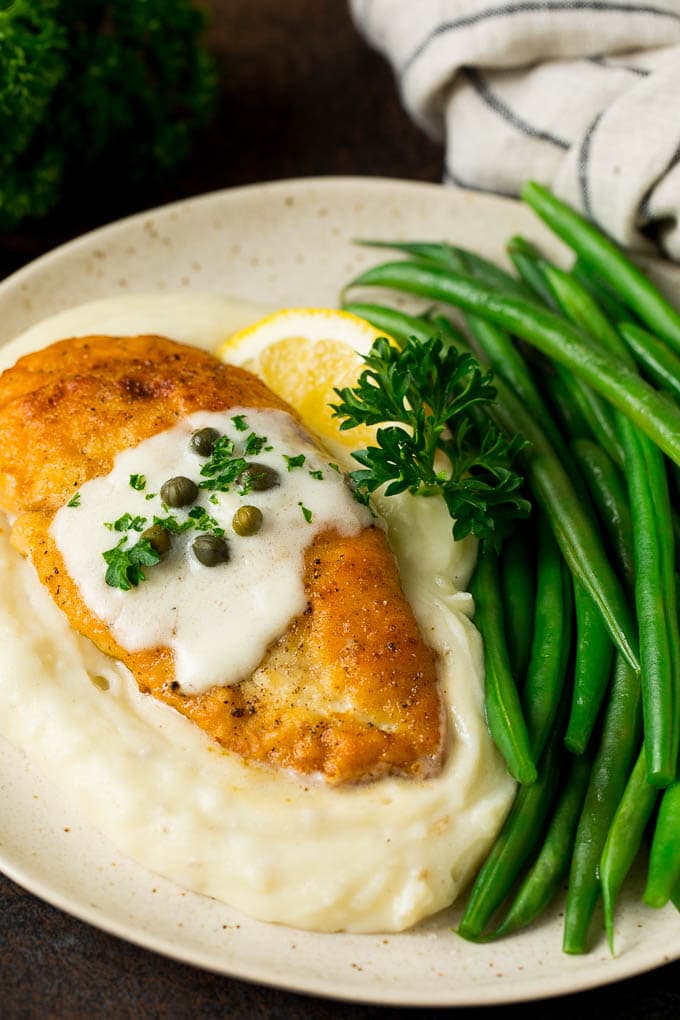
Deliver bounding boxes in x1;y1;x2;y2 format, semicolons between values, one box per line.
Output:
351;0;680;258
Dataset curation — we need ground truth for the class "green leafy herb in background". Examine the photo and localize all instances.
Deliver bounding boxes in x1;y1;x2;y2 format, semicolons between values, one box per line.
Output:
0;0;216;232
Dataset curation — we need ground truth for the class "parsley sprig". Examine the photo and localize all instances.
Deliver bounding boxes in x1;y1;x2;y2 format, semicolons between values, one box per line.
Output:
332;335;529;548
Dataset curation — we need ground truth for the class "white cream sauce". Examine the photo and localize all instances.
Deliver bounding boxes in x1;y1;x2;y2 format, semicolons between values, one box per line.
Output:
0;293;515;933
51;408;369;694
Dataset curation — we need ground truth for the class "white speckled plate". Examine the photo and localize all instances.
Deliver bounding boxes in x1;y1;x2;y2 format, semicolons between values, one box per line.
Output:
0;177;678;1006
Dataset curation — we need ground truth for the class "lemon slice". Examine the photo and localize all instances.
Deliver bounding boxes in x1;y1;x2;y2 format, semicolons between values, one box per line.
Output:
217;307;393;451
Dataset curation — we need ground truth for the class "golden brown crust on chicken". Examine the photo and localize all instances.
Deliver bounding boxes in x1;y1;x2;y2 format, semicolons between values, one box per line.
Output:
0;334;446;783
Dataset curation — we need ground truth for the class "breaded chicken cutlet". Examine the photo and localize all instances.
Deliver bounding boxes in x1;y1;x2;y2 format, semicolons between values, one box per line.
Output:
0;334;446;784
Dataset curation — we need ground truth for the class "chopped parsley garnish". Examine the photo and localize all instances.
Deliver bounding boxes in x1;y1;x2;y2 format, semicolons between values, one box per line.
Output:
298;502;313;524
152;514;194;534
129;474;146;491
67;492;81;508
188;505;224;536
332;335;529;548
244;431;268;456
231;414;248;432
327;462;340;473
150;507;224;537
209;493;219;505
198;435;248;492
284;453;306;471
104;513;147;533
309;468;324;480
145;492;156;501
103;537;160;590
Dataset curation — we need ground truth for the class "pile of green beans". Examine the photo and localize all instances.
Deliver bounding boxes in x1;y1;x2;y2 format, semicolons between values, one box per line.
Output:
342;183;680;954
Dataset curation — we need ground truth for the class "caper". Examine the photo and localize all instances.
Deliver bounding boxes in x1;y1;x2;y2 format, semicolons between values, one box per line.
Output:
232;505;263;536
190;427;221;457
141;523;171;556
236;462;280;492
160;475;198;507
192;533;230;567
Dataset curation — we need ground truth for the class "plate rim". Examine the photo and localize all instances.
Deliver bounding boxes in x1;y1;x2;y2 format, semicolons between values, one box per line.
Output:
1;174;678;1007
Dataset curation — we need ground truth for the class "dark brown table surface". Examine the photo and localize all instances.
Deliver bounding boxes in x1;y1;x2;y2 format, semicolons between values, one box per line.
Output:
1;3;679;1017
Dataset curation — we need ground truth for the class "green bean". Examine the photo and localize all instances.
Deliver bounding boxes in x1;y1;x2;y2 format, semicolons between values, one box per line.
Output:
357;239;461;266
565;438;634;755
645;781;680;907
563;655;642;953
476;376;637;676
443;298;617;717
523;516;572;760
515;279;628;467
449;249;532;298
542;262;627;360
427;311;473;352
507;236;561;311
566;582;615;755
469;544;537;785
623;426;673;786
640;438;680;784
570;439;635;593
522;181;680;354
487;241;622;466
347;260;680;467
464;316;573;466
475;319;622;480
534;263;676;785
619;321;680;404
493;753;592;938
359;239;532;300
458;714;563;940
600;746;659;954
672;881;680;912
451;246;534;299
500;524;536;681
644;507;680;892
553;368;622;466
572;258;636;327
341;302;435;346
539;264;625;465
541;371;591;442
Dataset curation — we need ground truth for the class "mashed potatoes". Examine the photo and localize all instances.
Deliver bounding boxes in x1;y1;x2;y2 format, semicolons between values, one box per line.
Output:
0;294;514;933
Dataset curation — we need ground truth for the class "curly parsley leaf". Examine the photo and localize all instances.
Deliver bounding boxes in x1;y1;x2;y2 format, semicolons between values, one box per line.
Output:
331;335;529;549
284;453;305;470
103;538;160;590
